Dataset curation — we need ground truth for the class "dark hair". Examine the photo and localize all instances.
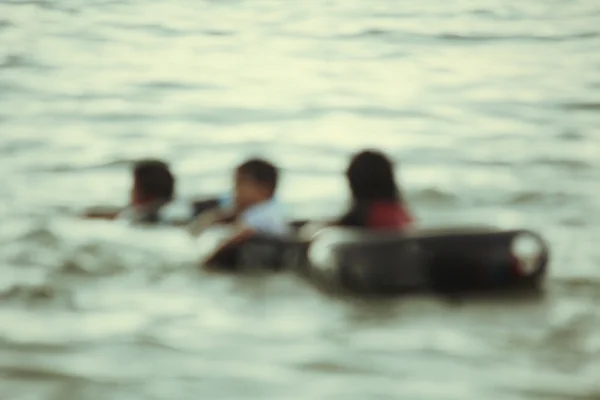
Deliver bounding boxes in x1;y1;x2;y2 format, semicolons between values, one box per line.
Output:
236;158;278;195
346;150;401;203
133;159;175;201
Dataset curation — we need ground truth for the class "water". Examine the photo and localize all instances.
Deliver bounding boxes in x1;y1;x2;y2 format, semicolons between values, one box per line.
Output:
1;0;599;398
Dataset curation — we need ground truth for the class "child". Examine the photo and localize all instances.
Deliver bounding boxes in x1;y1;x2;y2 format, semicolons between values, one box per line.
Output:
335;150;414;230
84;159;178;224
188;158;290;266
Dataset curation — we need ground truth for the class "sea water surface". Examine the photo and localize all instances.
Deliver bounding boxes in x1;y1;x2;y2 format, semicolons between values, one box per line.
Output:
1;0;600;399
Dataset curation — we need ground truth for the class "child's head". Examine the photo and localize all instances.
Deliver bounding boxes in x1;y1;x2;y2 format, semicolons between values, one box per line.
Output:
346;150;401;203
234;158;278;210
131;160;175;205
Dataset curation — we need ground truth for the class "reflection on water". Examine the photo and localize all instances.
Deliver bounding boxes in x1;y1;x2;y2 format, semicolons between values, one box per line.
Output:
1;0;600;398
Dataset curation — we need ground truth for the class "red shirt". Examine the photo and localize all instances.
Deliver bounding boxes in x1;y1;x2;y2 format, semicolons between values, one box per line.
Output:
368;201;413;230
338;201;414;230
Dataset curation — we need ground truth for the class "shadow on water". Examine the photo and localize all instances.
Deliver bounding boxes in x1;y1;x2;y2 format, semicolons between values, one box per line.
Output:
312;283;550;328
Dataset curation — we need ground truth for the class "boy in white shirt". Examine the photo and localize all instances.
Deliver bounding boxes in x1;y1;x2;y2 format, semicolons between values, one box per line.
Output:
188;158;290;267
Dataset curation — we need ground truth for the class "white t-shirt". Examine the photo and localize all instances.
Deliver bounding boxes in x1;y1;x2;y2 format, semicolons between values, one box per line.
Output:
160;200;194;223
240;199;290;237
116;199;193;225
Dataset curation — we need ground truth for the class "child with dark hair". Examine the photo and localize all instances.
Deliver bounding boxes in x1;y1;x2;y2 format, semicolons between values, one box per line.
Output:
84;159;180;224
188;158;290;265
118;159;176;223
336;150;414;230
131;160;175;204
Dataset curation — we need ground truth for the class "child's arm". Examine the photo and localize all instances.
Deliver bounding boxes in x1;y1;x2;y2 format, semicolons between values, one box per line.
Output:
187;209;223;237
187;207;237;237
202;225;255;268
199;201;283;268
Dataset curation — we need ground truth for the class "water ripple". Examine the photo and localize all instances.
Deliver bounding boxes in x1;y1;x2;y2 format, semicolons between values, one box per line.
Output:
133;81;220;91
0;54;50;70
561;101;600;112
107;22;186;37
0;19;13;31
0;365;88;382
528;157;592;170
438;31;599;42
408;188;459;206
290;28;600;44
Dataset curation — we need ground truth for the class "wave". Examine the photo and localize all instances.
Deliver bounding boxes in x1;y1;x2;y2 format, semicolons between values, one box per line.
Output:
290;28;600;44
0;19;13;31
0;0;75;13
0;365;87;382
202;29;235;37
19;156;156;173
408;188;459;205
107;22;185;37
58;248;129;277
133;81;220;92
107;22;235;38
437;31;599;42
50;30;113;43
0;54;50;70
0;338;82;352
67;105;430;125
561;102;600;112
1;220;197;279
528;157;592;170
507;388;600;400
556;130;585;141
0;283;62;303
461;159;515;167
26;159;133;173
56;242;193;278
16;227;61;247
295;360;377;376
553;276;600;293
506;191;573;206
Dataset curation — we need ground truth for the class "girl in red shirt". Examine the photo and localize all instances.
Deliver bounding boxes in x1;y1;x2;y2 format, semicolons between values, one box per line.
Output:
336;150;414;230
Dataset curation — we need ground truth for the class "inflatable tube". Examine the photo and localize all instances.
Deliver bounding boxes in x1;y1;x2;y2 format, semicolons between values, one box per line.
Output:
206;234;309;272
306;228;548;295
206;227;549;295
